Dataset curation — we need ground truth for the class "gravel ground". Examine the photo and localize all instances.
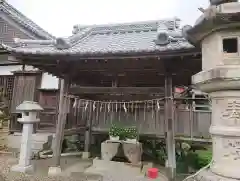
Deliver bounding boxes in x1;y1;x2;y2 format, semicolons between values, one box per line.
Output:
0;156;168;181
0;156;100;181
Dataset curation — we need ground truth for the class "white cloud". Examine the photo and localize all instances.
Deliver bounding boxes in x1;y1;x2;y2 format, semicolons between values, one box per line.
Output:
7;0;209;37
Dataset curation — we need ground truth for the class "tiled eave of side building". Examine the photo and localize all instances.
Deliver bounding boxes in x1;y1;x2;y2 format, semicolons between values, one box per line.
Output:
0;0;55;41
3;18;199;59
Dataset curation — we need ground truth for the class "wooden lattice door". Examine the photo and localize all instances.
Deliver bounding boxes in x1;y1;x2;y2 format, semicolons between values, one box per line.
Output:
10;72;41;132
0;75;14;106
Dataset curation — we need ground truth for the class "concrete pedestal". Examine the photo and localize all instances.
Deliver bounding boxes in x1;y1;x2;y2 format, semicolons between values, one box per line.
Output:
101;142;120;161
101;140;142;164
123;142;142;165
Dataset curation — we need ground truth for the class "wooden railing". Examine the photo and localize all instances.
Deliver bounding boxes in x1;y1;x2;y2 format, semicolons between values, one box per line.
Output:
9;95;212;139
91;108;211;138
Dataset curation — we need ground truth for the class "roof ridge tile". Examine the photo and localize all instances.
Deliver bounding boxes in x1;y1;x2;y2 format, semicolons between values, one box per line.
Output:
72;18;181;35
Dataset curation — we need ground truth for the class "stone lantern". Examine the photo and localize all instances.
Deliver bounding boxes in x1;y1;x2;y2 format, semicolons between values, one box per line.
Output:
183;1;240;180
11;101;43;173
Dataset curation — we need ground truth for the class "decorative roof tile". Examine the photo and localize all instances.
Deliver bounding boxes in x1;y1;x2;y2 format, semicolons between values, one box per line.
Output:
0;0;54;40
4;18;195;56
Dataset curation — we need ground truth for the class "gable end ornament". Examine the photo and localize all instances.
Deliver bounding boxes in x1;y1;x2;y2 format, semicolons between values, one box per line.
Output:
154;32;170;46
154;23;170;46
55;38;71;50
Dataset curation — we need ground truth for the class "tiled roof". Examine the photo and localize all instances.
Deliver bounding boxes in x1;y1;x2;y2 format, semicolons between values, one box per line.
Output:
0;0;54;40
4;18;195;56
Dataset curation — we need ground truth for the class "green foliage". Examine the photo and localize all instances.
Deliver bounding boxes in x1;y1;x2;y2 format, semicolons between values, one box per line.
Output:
123;127;137;139
156;147;167;165
195;149;212;168
109;124;138;140
109;124;122;137
176;143;212;173
141;139;212;174
140;139;166;165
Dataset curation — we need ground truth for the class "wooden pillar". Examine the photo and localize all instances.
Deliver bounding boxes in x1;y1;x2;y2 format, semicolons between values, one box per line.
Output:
49;78;69;175
164;75;176;180
190;90;195;139
83;101;93;158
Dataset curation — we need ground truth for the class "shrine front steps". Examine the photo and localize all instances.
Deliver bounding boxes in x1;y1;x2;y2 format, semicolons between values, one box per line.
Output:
85;157;144;176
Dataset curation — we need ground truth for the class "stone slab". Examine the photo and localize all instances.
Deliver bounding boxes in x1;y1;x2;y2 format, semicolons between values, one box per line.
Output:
48;166;62;176
86;157;143;176
71;172;103;181
11;164;34;173
82;152;90;159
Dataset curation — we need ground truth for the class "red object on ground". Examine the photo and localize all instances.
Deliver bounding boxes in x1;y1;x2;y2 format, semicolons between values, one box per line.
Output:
147;168;158;179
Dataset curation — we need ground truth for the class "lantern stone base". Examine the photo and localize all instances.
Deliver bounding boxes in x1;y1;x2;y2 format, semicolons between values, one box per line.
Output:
191;65;240;181
11;164;34;173
48;166;62;176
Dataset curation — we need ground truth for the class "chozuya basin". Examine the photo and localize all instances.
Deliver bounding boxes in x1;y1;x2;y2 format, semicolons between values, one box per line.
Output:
209;0;238;6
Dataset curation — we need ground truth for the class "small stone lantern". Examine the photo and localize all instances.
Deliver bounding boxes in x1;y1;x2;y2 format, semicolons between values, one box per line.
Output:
11;101;43;173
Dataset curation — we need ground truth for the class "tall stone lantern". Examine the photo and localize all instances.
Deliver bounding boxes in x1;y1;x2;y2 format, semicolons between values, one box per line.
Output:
183;0;240;180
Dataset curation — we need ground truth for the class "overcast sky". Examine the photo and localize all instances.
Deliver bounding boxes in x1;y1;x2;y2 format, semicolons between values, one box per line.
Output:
7;0;209;37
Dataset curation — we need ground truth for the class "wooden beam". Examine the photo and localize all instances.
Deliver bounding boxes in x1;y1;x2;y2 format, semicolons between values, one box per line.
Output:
89;94;165;101
64;127;86;136
24;56;200;74
17;48;200;61
69;86;165;95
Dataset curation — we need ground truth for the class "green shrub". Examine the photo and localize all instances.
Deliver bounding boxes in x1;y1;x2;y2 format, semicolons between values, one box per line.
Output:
109;124;122;137
196;149;212;168
124;127;138;139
